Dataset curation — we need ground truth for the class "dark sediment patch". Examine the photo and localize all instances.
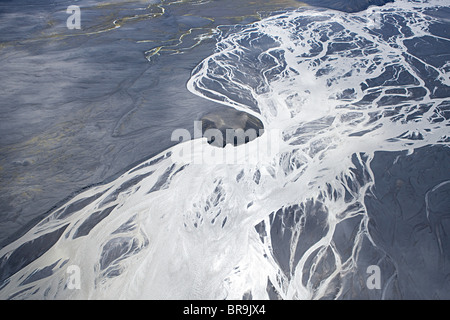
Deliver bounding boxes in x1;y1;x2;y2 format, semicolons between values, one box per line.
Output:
201;109;264;148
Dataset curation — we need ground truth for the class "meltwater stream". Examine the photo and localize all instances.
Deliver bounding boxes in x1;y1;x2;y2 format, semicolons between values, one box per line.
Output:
0;0;449;299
